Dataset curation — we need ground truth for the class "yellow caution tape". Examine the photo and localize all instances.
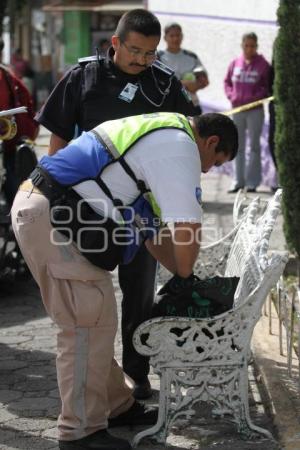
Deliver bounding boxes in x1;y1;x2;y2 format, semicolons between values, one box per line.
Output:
30;95;275;147
221;96;274;116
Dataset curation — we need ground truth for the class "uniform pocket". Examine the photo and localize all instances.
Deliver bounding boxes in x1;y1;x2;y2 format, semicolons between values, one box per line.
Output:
47;262;117;328
16;208;40;225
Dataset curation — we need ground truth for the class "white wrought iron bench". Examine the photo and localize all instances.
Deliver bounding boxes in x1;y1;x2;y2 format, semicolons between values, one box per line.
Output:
132;190;288;447
232;188;269;227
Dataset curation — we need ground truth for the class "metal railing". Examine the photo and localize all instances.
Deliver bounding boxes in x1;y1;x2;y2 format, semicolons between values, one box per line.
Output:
264;278;300;391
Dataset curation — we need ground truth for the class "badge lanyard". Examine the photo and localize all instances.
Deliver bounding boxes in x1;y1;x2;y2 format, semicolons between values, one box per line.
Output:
118;68;173;108
138;67;173;108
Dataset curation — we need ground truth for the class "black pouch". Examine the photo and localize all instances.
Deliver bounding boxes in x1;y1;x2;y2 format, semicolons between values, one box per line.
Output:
50;191;127;271
152;276;240;319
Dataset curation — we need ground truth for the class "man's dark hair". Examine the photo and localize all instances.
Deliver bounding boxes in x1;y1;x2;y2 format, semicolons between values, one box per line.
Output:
164;22;182;35
115;9;161;42
242;32;258;44
194;113;238;161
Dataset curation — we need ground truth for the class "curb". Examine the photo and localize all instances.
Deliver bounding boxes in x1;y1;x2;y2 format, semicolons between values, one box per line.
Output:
253;309;300;450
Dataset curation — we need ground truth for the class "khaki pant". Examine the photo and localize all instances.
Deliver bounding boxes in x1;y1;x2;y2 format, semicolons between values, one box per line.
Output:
11;190;134;441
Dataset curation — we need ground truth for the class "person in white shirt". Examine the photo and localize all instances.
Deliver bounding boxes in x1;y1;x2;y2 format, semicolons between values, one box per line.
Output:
158;22;209;113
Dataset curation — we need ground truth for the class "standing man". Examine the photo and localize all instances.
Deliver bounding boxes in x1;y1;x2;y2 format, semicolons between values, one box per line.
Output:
35;9;198;401
12;111;238;450
158;22;209;114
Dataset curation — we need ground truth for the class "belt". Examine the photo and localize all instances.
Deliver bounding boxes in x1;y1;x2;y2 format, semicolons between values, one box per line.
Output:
28;165;67;202
19;179;42;194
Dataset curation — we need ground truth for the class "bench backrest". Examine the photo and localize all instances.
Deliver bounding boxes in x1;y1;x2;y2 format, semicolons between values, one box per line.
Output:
228;190;284;308
225;190;282;280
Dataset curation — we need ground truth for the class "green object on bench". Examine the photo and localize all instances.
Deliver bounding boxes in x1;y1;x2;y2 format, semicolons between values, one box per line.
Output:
152;276;240;319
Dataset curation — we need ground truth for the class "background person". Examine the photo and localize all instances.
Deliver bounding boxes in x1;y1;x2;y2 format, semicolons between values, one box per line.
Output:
0;39;39;206
158;22;209;114
35;9;198;401
224;32;270;193
12;111;238;450
10;47;35;98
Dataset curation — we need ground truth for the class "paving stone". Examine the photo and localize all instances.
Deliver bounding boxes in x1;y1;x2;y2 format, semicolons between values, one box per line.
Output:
0;428;17;443
18;351;55;362
22;327;57;337
0;390;23;403
17;365;56;377
9;396;58;413
42;427;58;439
15;378;57;392
48;389;60;399
0;354;15;361
23;390;48;398
7;417;57;432
0;360;28;371
0;335;32;345
0;407;18;422
2;435;58;450
0;373;26;386
26;339;56;351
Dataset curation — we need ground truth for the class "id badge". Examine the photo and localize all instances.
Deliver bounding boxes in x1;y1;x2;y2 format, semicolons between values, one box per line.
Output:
118;83;138;103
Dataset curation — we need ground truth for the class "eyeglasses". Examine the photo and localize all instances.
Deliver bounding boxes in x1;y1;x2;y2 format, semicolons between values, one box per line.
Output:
121;41;157;62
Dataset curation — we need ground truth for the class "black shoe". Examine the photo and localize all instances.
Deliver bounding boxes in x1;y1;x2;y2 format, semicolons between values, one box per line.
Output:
108;401;158;428
246;187;257;193
59;429;131;449
133;377;152;400
227;186;244;194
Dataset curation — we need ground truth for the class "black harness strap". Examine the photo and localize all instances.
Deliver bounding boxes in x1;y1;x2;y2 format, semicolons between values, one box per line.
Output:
96;176;123;208
118;157;149;195
92;128;149;197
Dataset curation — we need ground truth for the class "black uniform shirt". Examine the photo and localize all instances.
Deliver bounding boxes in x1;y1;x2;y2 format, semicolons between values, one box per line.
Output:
36;48;198;142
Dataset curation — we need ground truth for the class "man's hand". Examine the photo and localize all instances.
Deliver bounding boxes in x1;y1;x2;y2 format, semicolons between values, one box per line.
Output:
181;71;209;93
158;273;198;296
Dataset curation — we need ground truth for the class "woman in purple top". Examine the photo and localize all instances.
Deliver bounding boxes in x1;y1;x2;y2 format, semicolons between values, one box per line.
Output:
224;32;270;192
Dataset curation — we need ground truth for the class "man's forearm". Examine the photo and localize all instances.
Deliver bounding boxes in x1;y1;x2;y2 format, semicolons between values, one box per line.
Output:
145;223;201;278
48;134;68;155
145;227;177;274
173;223;201;277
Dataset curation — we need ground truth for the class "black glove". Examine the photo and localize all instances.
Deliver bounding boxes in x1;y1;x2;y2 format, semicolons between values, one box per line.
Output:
157;273;199;296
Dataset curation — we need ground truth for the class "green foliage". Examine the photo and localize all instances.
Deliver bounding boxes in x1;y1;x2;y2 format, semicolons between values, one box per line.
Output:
274;0;300;257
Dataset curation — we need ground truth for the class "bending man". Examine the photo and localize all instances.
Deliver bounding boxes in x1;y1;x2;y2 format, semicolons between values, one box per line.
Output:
11;112;238;450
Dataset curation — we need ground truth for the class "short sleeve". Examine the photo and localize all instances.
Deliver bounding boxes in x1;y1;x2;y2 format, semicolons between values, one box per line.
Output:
35;66;82;141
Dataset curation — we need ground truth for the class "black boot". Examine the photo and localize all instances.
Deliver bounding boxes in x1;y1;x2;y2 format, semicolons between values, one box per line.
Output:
58;429;131;450
108;401;158;428
133;377;152;400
